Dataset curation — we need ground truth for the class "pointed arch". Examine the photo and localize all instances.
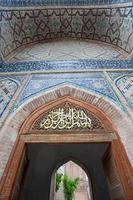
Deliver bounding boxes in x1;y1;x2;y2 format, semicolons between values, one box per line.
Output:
53;156;91;178
0;85;133;199
51;156;93;200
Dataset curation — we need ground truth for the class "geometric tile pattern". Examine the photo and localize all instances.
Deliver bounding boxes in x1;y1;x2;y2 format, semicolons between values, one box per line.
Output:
10;40;125;63
0;78;19;118
1;6;133;61
108;71;133;109
115;75;133;109
1;0;132;7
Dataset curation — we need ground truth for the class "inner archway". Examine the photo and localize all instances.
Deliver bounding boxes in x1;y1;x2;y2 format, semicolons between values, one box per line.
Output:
19;144;110;200
53;158;93;200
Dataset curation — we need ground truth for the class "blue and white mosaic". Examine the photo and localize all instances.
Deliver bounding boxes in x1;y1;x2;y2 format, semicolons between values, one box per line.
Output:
115;75;133;109
0;75;26;119
108;71;133;81
108;72;133;109
9;40;125;63
1;7;133;60
0;78;19;118
0;60;133;73
1;0;132;7
12;72;123;113
0;75;25;83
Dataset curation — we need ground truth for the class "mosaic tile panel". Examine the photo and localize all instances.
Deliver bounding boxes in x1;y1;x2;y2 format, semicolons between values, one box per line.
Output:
12;72;123;113
1;6;133;61
0;59;133;73
116;75;133;109
108;72;133;109
0;78;19;118
108;71;133;81
1;0;132;7
9;40;125;63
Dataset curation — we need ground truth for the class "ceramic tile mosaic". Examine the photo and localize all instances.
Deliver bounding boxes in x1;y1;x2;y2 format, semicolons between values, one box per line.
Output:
12;72;123;113
116;75;133;109
1;6;133;61
0;78;19;118
108;71;133;81
0;75;26;119
0;59;133;73
10;40;125;63
1;0;132;7
108;71;133;109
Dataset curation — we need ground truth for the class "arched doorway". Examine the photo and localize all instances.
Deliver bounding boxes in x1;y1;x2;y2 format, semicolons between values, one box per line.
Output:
0;92;133;199
54;159;93;200
19;144;110;200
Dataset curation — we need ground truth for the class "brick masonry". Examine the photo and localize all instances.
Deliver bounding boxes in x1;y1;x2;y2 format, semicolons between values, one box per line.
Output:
0;86;133;182
0;2;133;198
0;92;133;199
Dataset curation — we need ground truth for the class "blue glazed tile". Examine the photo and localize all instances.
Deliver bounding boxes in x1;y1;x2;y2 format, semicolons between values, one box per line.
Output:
1;7;133;60
0;77;19;118
1;0;132;7
11;72;124;114
108;72;133;109
108;71;133;81
0;59;133;73
0;75;25;83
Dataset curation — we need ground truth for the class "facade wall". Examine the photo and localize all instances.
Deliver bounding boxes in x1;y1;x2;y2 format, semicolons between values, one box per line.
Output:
1;70;133;126
0;1;133;198
0;85;133;198
0;75;133;171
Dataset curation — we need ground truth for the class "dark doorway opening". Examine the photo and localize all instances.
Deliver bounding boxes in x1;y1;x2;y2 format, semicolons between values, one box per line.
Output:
19;143;111;200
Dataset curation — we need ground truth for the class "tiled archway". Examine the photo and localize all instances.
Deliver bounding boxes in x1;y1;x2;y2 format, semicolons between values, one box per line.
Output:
0;85;133;199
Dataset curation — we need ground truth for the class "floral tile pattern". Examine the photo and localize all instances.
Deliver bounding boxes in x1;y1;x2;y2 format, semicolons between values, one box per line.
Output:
0;59;133;73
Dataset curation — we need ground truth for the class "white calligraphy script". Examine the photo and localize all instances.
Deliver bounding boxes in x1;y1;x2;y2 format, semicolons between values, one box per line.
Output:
40;108;92;130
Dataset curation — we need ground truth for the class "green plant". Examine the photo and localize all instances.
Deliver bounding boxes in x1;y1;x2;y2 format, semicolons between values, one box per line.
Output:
55;172;63;192
63;175;79;200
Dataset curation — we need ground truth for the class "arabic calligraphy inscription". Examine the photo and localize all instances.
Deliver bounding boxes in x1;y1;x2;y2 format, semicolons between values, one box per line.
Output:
40;107;92;130
32;103;104;131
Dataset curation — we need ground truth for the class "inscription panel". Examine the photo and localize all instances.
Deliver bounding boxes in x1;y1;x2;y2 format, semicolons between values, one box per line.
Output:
32;103;104;132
